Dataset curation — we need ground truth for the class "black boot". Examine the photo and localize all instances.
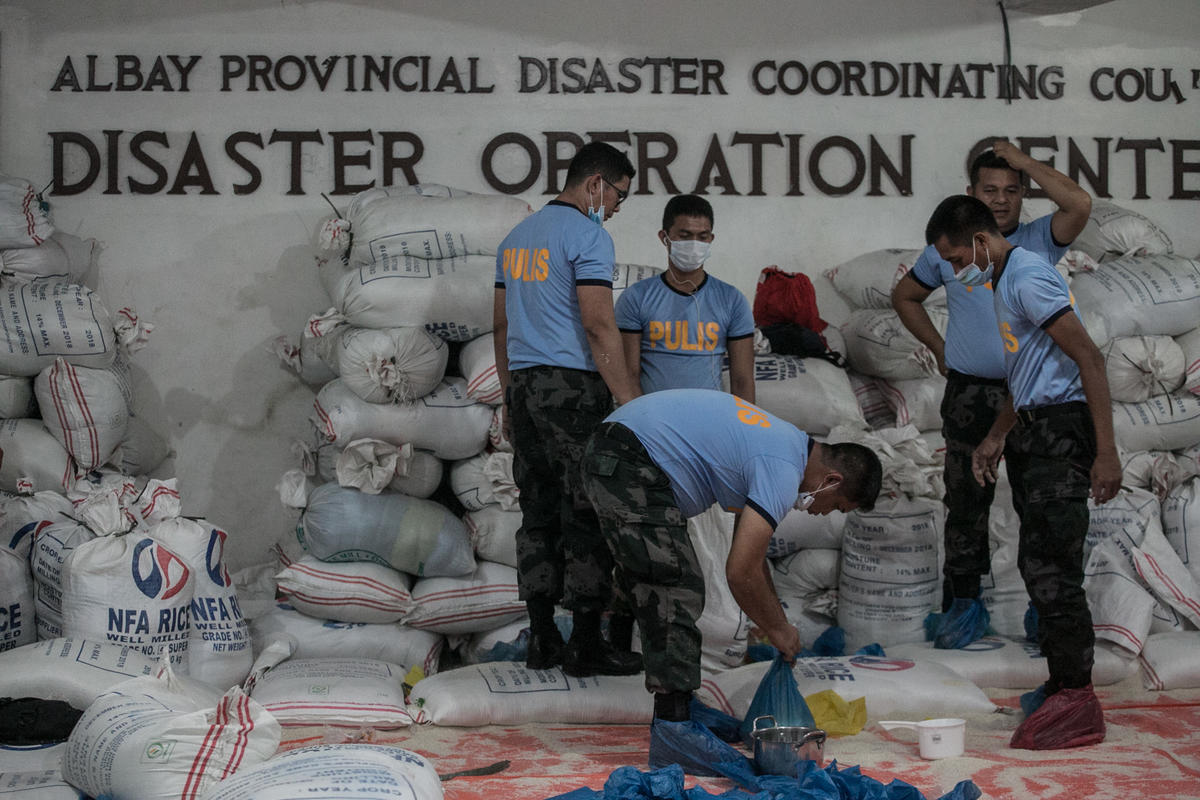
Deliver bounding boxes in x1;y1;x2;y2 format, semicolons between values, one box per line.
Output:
653;690;693;722
563;609;642;677
525;597;564;670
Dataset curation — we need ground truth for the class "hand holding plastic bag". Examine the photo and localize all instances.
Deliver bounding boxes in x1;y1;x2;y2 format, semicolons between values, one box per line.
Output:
738;654;817;746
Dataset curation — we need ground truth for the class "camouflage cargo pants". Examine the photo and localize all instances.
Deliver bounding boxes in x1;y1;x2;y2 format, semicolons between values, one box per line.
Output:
1007;402;1096;690
507;366;614;613
582;421;706;693
940;370;1011;602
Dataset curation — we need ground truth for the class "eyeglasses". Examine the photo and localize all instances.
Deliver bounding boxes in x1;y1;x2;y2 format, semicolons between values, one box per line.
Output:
603;177;629;206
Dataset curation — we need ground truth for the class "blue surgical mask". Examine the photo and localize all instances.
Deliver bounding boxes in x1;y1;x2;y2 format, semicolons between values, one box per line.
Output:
586;187;605;227
956;240;994;287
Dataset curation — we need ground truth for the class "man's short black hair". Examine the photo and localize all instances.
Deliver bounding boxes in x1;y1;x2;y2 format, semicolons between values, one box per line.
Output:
968;148;1027;190
925;194;1001;248
662;194;714;232
825;442;883;512
564;141;635;189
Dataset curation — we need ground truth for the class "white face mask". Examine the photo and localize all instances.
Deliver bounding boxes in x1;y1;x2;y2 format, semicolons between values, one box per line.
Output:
955;239;994;287
586;186;605;227
667;238;711;273
794;483;836;511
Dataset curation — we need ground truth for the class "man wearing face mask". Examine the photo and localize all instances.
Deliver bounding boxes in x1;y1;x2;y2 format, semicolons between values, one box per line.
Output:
926;194;1118;750
493;141;643;677
580;388;881;764
614;194;756;401
891;140;1092;648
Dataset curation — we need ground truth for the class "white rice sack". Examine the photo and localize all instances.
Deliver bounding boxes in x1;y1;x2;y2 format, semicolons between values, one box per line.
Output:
1121;449;1198;501
0;547;36;652
744;353;866;435
696;656;995;723
768;509;846;558
979;465;1031;639
847;369;895;430
0;281;117;377
35;358;131;472
463;505;520;568
0;638;155;709
273;308;343;385
249;604;442;675
315;326;448;404
449;451;518;512
111;415;172;477
0;420;75;495
318;440;443;498
313;377;491;461
611;263;664;305
460;333;502;405
1162;477;1200;583
318;252;493;342
146;517;252;690
823;248;942;310
1178;327;1200;396
61;534;193;668
689;506;752;672
245;657;413;729
300;482;475;578
772;549;841;601
274;555;414;624
335;185;532;264
885;636;1135;690
837;495;943;651
1103;335;1186;403
875;374;946;431
0;742;68;773
1139;631;1200;690
0;232;96;284
31;519;96;640
839;307;947;380
1072;254;1200;341
0;771;85;798
0;490;74;560
827;424;945;501
201;744;443;800
781;606;838;646
0;374;36;418
1112;391;1200;452
63;673;279;800
1072;200;1174;262
405;561;524;635
0;177;53;248
1086;487;1161;557
408;661;651;725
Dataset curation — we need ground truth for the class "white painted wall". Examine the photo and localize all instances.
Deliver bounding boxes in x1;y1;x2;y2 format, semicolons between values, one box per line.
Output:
1;0;1197;570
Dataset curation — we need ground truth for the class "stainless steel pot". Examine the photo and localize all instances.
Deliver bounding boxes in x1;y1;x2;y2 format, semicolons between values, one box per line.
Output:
750;714;827;776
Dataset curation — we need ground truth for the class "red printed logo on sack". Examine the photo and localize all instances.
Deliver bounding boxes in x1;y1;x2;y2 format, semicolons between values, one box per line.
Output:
848;656;915;672
131;539;191;600
205;527;232;587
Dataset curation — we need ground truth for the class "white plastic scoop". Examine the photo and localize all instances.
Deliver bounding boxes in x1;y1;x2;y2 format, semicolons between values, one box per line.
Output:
878;717;966;759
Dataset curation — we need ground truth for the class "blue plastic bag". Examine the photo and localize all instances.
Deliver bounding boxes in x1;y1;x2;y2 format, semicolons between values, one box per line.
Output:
1024;602;1039;643
924;597;990;649
648;719;753;777
738;654;816;746
689;699;743;743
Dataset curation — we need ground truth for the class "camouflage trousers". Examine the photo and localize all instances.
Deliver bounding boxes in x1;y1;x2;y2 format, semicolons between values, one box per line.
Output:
940;370;1011;603
582;421;706;693
1007;402;1096;690
507;366;614;613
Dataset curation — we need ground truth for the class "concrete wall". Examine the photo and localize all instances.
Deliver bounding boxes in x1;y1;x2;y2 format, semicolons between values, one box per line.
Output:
1;0;1196;570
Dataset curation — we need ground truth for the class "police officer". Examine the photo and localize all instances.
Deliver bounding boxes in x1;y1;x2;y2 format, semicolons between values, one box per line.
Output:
493;141;643;677
581;389;882;744
925;194;1119;750
892;140;1092;642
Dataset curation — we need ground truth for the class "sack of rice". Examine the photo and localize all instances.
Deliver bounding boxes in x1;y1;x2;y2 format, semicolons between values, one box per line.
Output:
839;308;947;379
1071;200;1174;262
823;248;942;310
744;353;865;435
0;177;53;248
314;325;448;404
0;281;116;376
1072;254;1200;342
299;482;475;578
0;231;96;284
1103;335;1186;403
35;357;131;472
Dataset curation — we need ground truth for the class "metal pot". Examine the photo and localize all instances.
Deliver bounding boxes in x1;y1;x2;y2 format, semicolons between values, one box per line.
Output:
749;714;827;776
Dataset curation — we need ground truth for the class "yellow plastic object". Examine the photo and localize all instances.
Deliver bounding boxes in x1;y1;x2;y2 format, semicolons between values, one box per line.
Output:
805;689;867;736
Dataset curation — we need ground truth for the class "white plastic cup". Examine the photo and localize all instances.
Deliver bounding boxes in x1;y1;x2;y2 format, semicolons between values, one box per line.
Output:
878;717;966;759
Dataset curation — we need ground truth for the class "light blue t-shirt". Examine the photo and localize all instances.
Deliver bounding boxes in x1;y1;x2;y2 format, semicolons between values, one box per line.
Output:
992;247;1084;410
909;214;1070;379
495;201;615;371
614;273;755;394
606;388;810;529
